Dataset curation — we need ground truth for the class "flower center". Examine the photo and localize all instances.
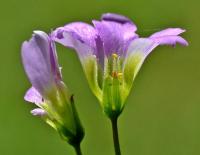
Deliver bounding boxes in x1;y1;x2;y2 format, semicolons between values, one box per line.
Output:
111;53;123;79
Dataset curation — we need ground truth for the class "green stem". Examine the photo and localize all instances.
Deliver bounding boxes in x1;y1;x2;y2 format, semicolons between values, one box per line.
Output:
111;117;121;155
73;143;82;155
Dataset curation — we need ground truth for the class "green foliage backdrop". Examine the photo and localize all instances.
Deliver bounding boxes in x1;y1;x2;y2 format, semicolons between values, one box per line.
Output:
0;0;199;155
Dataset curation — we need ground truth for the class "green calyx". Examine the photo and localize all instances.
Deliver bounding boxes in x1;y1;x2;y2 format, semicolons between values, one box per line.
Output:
41;82;84;146
81;53;125;118
57;95;84;146
102;54;124;119
102;75;123;119
82;52;145;119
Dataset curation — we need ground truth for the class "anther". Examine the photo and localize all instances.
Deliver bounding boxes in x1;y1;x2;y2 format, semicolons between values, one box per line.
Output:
112;71;118;78
112;72;123;78
112;53;118;59
117;72;123;78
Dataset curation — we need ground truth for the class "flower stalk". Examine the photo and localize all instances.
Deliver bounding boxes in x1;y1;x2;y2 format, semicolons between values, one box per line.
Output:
111;116;121;155
73;143;83;155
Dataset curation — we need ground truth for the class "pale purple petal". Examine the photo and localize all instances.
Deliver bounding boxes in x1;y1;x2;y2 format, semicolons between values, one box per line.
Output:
151;36;188;46
52;14;138;60
123;38;158;91
93;20;138;57
124;33;188;84
24;87;43;105
150;28;185;38
50;40;62;81
62;22;96;48
31;108;46;116
102;13;136;26
35;31;62;81
95;35;104;68
52;22;97;58
21;31;60;96
125;38;157;60
149;28;188;46
61;31;94;61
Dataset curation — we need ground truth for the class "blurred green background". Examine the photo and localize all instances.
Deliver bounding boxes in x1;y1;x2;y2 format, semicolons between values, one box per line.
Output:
0;0;199;155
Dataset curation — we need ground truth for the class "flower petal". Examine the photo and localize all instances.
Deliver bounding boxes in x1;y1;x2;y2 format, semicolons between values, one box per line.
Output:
93;19;138;57
31;108;46;116
24;87;43;106
101;13;136;26
52;23;103;101
149;28;188;46
95;35;105;69
21;31;60;96
52;22;97;57
122;38;157;97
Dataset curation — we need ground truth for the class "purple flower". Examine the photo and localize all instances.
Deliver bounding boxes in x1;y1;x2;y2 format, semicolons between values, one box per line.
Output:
52;13;188;118
21;31;84;143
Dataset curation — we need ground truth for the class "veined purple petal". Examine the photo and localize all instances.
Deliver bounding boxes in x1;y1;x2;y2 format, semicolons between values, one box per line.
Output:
52;13;138;60
95;35;104;68
62;31;95;61
21;31;61;96
150;28;185;37
124;32;188;87
93;19;138;57
52;22;97;57
50;39;62;81
31;108;46;116
35;31;62;81
101;13;136;26
151;36;188;46
123;38;158;92
149;28;188;46
125;38;157;60
24;87;43;105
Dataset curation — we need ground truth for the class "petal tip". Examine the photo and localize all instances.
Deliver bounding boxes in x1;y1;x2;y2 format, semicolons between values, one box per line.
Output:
33;30;46;35
24;87;43;104
101;13;132;24
180;39;189;46
31;108;46;116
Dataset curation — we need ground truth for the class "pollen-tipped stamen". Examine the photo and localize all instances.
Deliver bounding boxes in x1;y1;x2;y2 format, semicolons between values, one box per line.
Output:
111;53;123;80
112;53;118;59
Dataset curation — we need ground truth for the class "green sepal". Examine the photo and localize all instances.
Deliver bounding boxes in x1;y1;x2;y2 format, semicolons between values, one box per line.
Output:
102;76;123;119
40;82;84;146
41;113;76;143
68;95;84;146
43;83;76;134
57;95;84;146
